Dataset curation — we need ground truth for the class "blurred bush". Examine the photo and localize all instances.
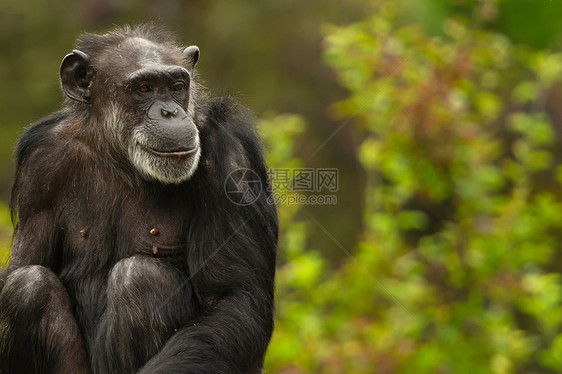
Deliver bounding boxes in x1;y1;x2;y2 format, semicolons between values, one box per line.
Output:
265;1;562;373
0;203;12;267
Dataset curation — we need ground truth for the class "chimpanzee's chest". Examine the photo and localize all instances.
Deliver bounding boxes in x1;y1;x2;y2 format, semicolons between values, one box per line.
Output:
61;191;189;264
118;199;188;259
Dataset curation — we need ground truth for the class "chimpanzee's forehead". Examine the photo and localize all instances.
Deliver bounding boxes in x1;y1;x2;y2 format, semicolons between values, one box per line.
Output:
96;36;185;75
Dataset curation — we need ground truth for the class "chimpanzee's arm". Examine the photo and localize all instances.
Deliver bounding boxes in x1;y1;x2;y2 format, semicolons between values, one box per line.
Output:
8;212;56;269
138;284;274;374
138;206;276;374
5;114;63;279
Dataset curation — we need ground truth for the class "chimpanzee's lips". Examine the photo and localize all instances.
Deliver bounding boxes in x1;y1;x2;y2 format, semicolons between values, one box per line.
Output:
138;142;199;158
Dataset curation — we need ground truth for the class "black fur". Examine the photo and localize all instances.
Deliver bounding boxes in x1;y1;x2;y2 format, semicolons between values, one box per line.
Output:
0;26;277;374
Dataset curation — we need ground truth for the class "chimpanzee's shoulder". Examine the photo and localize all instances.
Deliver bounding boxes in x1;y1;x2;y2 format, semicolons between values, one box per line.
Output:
205;96;254;126
15;111;68;167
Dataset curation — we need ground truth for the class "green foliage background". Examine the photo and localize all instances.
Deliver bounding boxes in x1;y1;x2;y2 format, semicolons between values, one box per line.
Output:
264;1;562;373
3;0;562;373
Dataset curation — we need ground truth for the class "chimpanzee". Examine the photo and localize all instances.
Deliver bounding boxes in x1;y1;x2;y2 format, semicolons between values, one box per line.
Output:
0;25;277;374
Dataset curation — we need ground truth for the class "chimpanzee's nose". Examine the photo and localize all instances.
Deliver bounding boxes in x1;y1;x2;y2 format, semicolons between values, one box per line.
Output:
161;108;178;118
147;101;186;121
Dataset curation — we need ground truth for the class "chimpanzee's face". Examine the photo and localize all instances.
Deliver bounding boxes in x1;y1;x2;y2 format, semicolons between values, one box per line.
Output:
114;38;201;184
60;37;202;184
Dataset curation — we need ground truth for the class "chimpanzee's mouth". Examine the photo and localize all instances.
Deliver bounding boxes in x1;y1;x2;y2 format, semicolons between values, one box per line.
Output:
137;141;199;158
145;147;198;158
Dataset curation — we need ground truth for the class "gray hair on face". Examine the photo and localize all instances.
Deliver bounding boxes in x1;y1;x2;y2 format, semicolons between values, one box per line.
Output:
90;81;202;185
128;127;201;184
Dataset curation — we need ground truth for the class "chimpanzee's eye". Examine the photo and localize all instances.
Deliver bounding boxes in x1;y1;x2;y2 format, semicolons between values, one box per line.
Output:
172;82;185;92
138;84;152;93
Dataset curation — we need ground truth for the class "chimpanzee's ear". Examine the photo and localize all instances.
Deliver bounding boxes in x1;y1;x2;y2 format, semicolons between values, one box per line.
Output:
183;46;200;71
60;50;94;103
